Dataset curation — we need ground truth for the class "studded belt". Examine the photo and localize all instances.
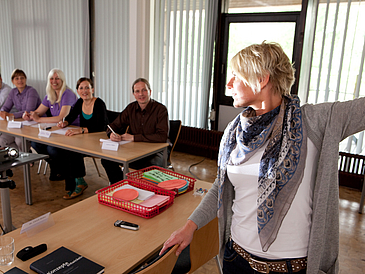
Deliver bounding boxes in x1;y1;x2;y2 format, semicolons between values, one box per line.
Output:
232;240;307;273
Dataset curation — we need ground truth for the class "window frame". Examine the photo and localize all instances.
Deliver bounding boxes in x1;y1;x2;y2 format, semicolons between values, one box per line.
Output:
211;1;308;130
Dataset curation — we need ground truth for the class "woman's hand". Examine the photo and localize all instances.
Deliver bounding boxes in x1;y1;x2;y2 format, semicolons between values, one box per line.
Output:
159;220;197;256
22;111;32;121
57;121;69;128
65;127;83;136
110;132;122;142
30;111;40;122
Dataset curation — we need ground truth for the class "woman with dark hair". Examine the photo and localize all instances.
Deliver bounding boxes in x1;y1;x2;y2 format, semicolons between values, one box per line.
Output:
0;69;41;151
58;77;109;199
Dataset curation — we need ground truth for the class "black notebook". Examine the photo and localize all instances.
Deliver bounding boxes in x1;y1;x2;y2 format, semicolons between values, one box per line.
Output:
5;267;29;274
29;246;104;274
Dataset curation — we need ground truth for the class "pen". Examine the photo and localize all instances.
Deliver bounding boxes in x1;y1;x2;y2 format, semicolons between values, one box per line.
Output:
107;125;119;136
45;127;52;130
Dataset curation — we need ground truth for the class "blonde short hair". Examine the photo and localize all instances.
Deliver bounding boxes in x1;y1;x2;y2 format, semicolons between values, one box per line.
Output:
229;41;295;96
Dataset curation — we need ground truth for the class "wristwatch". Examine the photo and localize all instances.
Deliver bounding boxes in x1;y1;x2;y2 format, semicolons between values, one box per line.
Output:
81;128;85;134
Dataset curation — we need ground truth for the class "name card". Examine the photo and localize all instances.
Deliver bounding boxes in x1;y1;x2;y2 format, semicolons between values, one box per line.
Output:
102;141;119;151
38;129;51;138
20;212;55;236
7;121;22;128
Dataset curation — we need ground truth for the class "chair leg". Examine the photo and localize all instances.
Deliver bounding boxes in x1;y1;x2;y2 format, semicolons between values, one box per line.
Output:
214;255;223;274
44;162;48;175
92;158;101;177
37;160;42;174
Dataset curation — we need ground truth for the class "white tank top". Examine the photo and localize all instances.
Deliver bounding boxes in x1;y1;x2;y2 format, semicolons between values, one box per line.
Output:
227;139;318;259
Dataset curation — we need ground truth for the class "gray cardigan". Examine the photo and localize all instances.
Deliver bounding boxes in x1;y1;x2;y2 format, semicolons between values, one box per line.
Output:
189;97;365;274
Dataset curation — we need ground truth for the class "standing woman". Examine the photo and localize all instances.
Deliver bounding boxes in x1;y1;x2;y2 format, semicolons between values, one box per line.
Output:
161;42;365;273
23;68;79;181
0;69;41;151
58;77;109;199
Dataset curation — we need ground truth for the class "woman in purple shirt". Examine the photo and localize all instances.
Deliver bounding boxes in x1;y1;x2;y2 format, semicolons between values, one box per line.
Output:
0;69;41;151
23;68;78;181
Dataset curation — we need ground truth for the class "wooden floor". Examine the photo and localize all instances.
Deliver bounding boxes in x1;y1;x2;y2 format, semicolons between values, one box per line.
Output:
1;151;365;273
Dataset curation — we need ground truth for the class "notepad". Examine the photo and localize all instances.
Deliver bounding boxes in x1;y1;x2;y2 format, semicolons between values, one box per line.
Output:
111;184;155;201
142;170;178;183
139;194;170;207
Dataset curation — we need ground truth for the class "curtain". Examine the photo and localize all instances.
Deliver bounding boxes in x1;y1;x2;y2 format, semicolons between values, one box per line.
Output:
94;0;130;112
150;0;218;128
302;0;365;154
0;0;89;99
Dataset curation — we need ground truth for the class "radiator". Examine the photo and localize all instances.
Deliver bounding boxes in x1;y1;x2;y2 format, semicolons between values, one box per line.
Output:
175;126;223;159
338;152;365;191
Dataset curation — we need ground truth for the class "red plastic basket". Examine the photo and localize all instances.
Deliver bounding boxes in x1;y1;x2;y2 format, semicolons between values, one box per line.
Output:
95;180;175;219
126;166;196;196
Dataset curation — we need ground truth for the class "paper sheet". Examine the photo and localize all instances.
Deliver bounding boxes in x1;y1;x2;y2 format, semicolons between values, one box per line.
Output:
110;184;155;201
99;138;131;145
22;120;38;126
50;128;69;135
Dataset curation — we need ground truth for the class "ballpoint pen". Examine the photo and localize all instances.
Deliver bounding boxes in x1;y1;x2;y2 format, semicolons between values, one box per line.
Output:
107;125;119;136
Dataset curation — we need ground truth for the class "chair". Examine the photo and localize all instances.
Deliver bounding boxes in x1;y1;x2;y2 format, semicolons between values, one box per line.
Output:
189;217;222;273
130;245;179;274
107;110;120;124
172;217;222;274
168;120;182;169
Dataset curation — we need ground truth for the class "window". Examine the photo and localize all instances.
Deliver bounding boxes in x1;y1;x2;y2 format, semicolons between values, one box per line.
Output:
304;0;365;154
150;0;218;128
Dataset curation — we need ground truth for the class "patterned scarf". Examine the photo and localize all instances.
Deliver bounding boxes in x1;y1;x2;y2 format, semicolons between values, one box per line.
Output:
217;95;307;251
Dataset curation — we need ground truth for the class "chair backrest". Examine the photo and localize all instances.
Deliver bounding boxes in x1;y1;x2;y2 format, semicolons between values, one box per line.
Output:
168;120;182;163
107;110;120;124
132;244;179;274
188;217;220;273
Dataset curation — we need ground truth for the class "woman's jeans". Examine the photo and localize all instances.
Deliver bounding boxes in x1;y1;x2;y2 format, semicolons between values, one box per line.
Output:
223;239;307;274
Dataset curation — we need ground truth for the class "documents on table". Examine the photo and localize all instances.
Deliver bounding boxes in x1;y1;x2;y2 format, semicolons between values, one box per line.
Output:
22;120;38;126
142;169;190;194
30;122;57;128
50;127;69;135
108;183;170;207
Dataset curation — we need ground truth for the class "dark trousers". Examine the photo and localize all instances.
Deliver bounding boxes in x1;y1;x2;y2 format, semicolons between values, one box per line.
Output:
63;151;86;191
31;142;65;176
223;239;307;274
101;151;165;185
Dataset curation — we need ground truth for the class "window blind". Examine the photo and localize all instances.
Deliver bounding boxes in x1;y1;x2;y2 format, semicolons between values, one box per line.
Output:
0;0;89;99
304;0;365;154
150;0;218;128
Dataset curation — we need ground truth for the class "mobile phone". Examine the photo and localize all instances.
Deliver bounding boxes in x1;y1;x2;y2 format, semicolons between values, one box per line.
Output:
114;220;139;231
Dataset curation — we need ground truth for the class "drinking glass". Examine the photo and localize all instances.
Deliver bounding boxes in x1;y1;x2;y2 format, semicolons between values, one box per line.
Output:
6;116;14;122
0;236;15;266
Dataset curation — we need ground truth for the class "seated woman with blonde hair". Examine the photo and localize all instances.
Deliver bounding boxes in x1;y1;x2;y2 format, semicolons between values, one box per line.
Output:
23;68;78;181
